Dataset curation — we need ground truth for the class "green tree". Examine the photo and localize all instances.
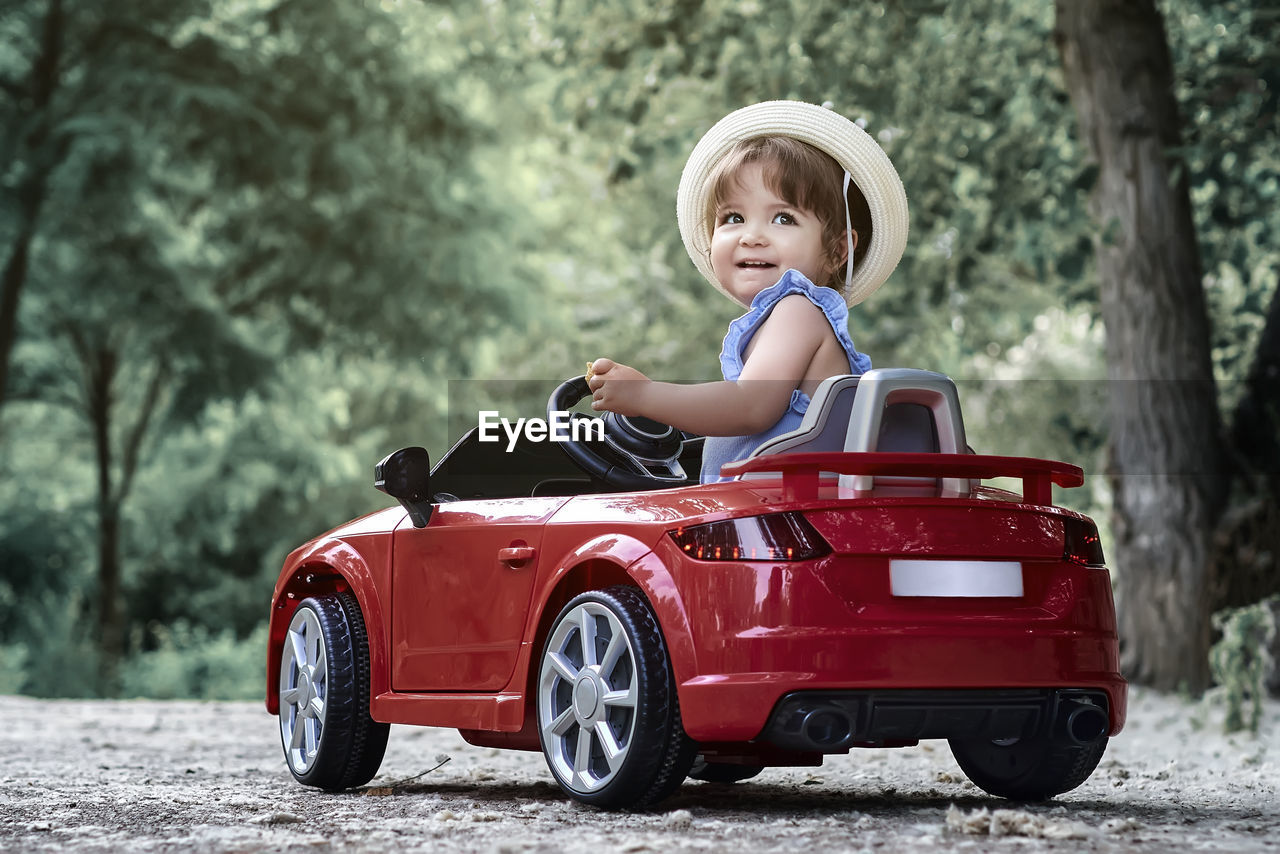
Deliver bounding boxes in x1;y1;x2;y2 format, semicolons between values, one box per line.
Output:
1;0;528;691
1055;0;1279;691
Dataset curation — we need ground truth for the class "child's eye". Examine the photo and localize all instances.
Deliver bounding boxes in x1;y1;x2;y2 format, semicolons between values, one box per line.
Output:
720;212;744;225
772;211;798;225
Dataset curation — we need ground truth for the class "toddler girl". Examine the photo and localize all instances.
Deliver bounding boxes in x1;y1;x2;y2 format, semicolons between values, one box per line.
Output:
587;101;908;482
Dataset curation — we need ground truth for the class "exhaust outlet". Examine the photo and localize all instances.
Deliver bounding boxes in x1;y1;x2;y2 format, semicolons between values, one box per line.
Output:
800;705;853;748
1057;699;1108;745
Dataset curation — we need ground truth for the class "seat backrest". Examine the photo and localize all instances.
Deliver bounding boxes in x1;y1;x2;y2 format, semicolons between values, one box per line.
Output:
746;374;861;461
841;368;969;496
741;369;969;496
875;401;940;453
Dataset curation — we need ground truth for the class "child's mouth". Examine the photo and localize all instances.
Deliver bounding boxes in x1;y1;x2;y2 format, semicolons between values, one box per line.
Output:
737;261;775;269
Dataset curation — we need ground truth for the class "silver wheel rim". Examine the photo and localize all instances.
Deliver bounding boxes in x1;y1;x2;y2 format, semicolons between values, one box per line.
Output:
538;601;639;793
279;606;327;774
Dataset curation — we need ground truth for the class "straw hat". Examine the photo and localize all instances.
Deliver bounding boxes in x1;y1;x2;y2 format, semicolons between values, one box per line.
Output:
676;100;909;307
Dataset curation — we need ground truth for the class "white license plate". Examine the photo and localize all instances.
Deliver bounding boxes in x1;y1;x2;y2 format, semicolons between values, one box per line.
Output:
890;559;1024;597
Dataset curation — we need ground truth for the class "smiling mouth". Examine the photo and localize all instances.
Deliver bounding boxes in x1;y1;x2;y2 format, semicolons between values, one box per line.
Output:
737;261;775;269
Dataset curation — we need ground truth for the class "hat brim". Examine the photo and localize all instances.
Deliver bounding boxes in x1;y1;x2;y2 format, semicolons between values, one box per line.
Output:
677;100;909;307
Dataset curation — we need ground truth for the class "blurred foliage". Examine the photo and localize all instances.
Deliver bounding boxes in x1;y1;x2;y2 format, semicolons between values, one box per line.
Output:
0;0;537;693
1;591;101;698
0;0;1275;697
1167;2;1280;403
120;621;267;700
0;642;29;694
1209;595;1278;733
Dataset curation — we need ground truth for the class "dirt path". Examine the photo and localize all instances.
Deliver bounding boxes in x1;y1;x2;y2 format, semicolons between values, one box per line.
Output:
1;688;1276;852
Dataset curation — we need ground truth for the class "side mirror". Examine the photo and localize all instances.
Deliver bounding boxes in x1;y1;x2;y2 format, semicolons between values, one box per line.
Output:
375;446;433;528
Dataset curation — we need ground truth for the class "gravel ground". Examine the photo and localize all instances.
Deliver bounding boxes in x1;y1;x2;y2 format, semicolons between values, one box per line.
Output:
1;687;1276;852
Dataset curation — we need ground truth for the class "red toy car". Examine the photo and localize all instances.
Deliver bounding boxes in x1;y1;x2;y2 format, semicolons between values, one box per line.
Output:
267;369;1125;808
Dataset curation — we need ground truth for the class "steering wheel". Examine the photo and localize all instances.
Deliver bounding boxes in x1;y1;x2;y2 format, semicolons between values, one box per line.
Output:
547;376;691;491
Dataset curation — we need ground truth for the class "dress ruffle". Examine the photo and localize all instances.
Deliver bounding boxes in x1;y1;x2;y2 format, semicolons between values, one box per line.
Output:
700;269;872;483
717;268;872;397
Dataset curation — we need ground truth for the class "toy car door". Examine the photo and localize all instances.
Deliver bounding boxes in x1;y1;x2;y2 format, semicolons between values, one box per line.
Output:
390;496;569;691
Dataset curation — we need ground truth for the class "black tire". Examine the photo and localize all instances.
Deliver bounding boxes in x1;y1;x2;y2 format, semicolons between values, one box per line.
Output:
278;592;390;790
688;757;765;784
949;734;1107;801
536;586;697;808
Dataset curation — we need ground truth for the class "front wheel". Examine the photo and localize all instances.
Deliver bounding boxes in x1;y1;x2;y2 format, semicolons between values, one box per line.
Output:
536;587;696;808
949;734;1107;801
278;592;389;790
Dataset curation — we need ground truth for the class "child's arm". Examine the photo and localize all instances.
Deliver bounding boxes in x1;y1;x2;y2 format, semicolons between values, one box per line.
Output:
587;294;830;436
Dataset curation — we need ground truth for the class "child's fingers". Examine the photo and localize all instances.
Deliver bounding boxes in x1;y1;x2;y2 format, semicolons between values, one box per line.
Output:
587;358;614;383
586;358;618;395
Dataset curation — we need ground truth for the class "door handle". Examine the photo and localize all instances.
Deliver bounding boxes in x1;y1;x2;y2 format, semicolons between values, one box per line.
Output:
498;546;535;566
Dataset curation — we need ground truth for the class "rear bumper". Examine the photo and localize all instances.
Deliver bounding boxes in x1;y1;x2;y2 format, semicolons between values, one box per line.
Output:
762;688;1111;752
676;632;1127;743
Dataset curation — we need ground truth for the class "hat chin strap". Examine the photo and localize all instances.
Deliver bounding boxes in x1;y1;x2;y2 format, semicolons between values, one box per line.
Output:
842;170;854;293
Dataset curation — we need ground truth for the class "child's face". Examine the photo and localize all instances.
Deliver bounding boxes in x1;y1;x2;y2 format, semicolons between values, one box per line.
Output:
710;162;832;304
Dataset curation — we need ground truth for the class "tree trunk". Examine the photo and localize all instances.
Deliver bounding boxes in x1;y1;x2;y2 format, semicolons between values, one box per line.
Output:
80;336;124;695
1229;275;1280;489
0;220;35;408
70;327;170;695
1214;280;1280;611
1054;0;1227;693
0;0;64;411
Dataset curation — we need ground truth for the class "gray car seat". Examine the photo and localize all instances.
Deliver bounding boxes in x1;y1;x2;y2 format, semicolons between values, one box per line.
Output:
744;368;970;497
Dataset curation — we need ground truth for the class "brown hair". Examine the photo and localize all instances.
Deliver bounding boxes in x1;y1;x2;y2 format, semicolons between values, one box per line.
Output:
703;136;874;290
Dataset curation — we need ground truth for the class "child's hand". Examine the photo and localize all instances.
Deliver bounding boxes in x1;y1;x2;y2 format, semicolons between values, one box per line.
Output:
586;358;651;416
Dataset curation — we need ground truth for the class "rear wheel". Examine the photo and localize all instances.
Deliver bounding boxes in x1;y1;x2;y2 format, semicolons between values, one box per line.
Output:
278;592;389;790
949;734;1107;800
536;587;696;808
688;757;764;784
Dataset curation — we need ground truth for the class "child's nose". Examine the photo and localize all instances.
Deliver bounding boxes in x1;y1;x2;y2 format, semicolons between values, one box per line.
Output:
739;227;767;246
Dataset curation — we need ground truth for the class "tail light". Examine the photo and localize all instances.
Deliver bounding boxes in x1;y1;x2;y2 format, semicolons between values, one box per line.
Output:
669;512;830;562
1063;518;1106;567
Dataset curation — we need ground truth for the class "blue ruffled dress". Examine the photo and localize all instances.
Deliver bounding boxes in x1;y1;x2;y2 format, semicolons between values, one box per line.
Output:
699;269;872;483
